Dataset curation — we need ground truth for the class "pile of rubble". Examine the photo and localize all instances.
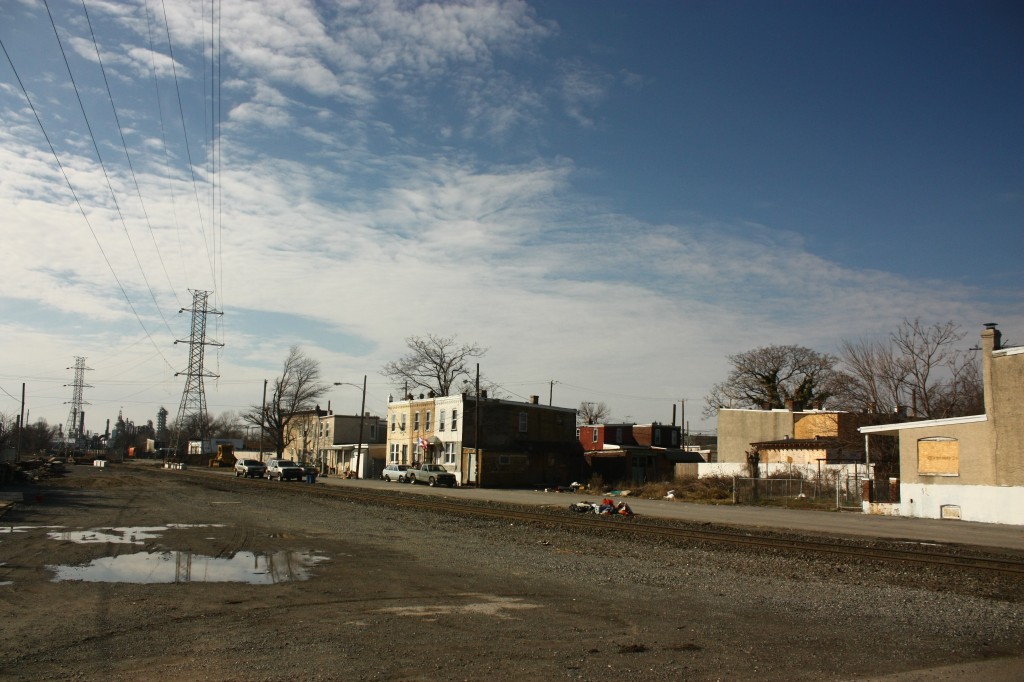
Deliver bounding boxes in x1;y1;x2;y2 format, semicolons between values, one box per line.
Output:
2;457;67;483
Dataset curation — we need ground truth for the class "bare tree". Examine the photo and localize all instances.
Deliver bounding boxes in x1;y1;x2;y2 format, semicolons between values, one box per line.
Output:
836;337;909;413
838;319;982;419
892;319;972;418
242;346;328;456
382;334;486;397
0;412;17;453
209;411;244;439
703;345;842;418
577;401;611;425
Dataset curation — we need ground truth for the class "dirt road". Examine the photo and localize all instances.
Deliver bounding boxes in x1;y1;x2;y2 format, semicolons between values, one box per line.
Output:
1;464;1022;681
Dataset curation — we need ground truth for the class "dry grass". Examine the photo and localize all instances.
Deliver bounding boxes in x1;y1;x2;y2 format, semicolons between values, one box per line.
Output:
587;475;735;503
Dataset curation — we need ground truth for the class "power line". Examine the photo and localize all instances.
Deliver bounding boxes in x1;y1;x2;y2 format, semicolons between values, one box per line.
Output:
143;0;188;297
0;35;175;373
80;0;182;316
160;0;217;288
42;0;176;338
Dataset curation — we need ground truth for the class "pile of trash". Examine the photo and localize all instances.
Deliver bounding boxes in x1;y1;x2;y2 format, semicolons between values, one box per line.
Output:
569;497;634;517
4;458;67;483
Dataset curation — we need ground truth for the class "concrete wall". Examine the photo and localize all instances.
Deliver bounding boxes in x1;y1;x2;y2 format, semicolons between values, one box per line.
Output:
900;482;1024;525
716;409;794;463
697;461;871;479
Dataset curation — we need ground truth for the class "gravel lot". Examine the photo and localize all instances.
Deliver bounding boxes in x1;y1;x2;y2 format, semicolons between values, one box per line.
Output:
1;463;1022;681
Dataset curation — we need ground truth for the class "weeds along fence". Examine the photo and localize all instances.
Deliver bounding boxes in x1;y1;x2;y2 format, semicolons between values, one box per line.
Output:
732;470;866;510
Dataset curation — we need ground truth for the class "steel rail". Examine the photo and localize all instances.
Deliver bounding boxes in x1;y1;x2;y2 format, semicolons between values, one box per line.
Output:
179;469;1024;576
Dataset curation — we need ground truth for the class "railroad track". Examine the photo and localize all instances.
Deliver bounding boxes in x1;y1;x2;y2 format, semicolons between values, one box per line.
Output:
169;467;1024;577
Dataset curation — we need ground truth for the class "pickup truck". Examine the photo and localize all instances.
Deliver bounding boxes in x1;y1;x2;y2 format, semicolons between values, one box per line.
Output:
404;463;457;487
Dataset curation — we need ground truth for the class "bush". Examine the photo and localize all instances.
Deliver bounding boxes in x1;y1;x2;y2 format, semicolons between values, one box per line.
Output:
610;475;734;503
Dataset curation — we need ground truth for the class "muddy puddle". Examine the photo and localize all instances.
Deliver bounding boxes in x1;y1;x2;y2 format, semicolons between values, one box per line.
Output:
3;524;330;585
48;549;327;584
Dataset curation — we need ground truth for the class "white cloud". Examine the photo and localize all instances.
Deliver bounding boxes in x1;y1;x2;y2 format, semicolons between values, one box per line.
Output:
1;0;1020;433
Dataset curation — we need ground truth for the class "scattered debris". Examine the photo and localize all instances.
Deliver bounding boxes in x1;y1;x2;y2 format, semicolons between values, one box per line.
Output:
569;498;635;517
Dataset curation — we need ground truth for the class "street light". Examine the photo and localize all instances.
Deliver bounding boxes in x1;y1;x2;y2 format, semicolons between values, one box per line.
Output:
334;376;367;478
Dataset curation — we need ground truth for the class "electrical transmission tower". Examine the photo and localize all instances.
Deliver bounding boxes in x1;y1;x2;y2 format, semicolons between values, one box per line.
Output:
64;356;93;447
173;289;223;454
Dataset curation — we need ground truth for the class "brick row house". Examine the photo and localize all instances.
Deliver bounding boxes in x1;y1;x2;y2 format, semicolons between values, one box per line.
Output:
385;392;582;487
578;422;703;484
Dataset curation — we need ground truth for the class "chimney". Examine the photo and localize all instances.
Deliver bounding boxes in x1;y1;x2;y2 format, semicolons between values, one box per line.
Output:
480;389;488;399
530;395;539;405
785;399;795;411
981;323;1000;416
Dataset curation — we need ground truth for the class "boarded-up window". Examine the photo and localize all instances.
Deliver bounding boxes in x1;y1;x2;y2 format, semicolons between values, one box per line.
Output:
917;437;959;476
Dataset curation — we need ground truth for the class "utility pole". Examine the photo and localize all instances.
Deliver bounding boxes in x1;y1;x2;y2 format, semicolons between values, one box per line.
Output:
259;378;267;460
356;375;366;479
474;363;481;487
549;379;557;406
16;383;25;462
173;289;223;458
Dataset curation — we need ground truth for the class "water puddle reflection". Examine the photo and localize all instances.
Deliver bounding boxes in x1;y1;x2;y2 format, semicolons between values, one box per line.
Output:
47;524;223;545
49;550;327;584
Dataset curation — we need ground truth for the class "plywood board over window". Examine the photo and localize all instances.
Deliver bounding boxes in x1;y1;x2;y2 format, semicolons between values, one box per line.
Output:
917;437;959;476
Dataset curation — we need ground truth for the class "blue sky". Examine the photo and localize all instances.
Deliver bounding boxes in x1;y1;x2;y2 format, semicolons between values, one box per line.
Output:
1;0;1021;435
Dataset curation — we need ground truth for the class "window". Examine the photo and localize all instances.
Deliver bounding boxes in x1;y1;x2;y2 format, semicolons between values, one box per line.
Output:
391;414;396;432
575;428;580;439
592;429;598;443
389;444;398;462
615;427;623;443
425;411;431;431
440;410;447;431
654;430;662;446
444;441;456;465
414;412;420;431
369;423;377;440
401;444;408;462
917;437;959;476
671;431;678;446
452;409;458;430
518;412;528;433
400;414;406;431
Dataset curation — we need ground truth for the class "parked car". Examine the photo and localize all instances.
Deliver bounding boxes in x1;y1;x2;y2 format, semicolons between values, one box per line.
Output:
234;459;266;478
404;463;457;487
381;463;410;482
265;459;304;481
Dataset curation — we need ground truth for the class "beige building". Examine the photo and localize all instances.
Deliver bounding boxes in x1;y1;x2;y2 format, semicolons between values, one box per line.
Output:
718;407;881;465
860;324;1024;525
283;409;385;478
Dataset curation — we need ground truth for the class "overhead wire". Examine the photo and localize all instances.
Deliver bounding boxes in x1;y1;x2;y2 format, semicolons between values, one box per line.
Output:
80;0;183;315
144;0;188;301
41;0;177;342
160;0;217;289
0;35;175;374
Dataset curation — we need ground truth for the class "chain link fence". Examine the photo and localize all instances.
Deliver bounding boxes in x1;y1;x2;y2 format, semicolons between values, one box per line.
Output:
732;469;866;510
